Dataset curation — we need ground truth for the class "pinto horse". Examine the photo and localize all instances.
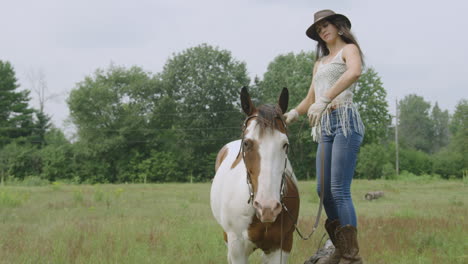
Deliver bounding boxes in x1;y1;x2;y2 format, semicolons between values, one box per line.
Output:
210;87;300;263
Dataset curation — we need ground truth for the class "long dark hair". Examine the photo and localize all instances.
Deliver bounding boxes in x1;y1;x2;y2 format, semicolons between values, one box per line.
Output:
315;16;364;64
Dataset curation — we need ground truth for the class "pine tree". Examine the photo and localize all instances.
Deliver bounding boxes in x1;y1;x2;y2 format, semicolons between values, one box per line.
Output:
0;61;34;147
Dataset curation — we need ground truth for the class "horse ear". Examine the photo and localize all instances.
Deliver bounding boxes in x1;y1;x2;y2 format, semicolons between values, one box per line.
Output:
278;87;289;114
240;86;255;116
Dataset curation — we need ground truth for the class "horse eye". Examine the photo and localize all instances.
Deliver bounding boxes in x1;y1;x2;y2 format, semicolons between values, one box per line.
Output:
283;143;289;151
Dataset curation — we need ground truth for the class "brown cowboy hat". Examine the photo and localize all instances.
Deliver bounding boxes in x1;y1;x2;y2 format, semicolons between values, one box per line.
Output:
305;9;351;41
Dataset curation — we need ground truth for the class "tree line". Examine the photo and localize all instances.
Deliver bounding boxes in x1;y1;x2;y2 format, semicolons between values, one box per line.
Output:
0;44;466;184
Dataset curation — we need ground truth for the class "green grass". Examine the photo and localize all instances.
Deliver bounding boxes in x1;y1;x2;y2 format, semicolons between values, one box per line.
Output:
0;180;466;263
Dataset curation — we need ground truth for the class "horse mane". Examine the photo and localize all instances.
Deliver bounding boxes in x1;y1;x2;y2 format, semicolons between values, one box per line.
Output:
255;104;286;135
234;103;288;167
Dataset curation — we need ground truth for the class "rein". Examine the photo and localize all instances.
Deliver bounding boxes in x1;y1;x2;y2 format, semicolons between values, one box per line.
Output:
281;142;325;240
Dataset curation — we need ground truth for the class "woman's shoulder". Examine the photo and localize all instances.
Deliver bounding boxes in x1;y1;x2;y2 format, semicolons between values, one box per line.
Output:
316;55;330;66
342;44;360;56
342;44;361;62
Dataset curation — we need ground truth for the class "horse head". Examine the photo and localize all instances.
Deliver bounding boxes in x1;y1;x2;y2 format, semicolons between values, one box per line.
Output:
240;86;289;223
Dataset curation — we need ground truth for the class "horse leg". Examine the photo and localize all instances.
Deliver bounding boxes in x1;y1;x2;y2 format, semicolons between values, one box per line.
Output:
227;232;249;264
262;249;289;264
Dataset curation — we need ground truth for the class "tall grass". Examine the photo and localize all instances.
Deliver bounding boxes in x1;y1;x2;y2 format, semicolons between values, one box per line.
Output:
0;179;466;263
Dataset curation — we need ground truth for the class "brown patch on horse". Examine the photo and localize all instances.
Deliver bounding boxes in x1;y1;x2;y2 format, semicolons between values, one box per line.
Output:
231;152;242;169
233;104;286;170
223;231;228;243
230;114;255;169
275;118;287;134
242;139;260;192
247;175;299;253
215;145;229;172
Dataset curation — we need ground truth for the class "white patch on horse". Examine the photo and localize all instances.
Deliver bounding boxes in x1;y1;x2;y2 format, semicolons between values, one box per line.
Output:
244;119;289;223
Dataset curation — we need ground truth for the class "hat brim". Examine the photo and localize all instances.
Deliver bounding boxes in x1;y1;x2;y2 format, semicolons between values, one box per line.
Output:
306;14;351;41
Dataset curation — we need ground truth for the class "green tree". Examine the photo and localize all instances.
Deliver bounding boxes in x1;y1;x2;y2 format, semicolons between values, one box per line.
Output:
432;148;463;179
2;142;42;180
354;68;391;145
398;95;433;152
160;44;250;180
136;151;186;183
430;103;450;153
0;61;34;147
39;128;73;182
356;143;388;179
31;110;52;147
447;99;468;175
67;64;164;183
450;99;468;138
0;142;22;183
258;51;315;107
399;147;432;175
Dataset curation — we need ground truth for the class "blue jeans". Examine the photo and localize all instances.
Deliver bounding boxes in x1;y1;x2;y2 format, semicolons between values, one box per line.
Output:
316;109;363;227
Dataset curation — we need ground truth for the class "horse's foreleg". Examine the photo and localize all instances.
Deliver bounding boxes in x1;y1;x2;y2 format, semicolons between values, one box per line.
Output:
227;232;249;264
262;249;289;264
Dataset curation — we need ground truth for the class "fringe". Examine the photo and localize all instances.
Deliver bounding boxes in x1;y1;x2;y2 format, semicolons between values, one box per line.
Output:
311;101;365;142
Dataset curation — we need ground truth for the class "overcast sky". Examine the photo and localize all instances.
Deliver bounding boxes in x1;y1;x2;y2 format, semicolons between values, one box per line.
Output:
2;0;467;134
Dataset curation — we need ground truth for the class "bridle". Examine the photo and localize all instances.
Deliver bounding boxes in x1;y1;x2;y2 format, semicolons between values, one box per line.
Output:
238;115;289;205
239;114;325;263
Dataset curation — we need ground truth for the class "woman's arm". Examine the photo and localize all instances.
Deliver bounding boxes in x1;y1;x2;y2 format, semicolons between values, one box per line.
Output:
323;44;362;100
294;61;319;115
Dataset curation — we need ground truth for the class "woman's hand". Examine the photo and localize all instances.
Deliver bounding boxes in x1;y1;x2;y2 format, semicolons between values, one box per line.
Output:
307;96;331;126
283;109;299;124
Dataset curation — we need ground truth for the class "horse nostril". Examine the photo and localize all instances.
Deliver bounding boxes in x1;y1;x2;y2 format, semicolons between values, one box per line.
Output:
274;202;282;213
253;200;262;210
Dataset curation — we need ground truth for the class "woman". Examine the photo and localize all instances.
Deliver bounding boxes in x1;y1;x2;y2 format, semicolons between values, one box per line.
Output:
284;9;364;264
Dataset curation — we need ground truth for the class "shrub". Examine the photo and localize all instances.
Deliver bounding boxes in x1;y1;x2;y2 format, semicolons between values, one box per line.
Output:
432;148;464;179
21;176;49;186
356;143;388;179
382;162;396;180
399;147;432;175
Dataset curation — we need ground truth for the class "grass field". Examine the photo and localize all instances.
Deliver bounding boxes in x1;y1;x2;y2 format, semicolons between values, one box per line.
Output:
0;179;466;264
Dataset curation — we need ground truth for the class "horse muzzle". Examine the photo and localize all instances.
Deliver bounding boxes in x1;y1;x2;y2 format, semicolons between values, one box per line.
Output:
253;199;282;223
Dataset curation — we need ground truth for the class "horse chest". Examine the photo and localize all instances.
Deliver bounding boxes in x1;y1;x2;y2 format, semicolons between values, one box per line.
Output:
247;216;283;253
248;176;300;253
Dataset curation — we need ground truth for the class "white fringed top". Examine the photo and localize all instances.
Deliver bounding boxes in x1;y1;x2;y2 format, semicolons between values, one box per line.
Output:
312;48;365;141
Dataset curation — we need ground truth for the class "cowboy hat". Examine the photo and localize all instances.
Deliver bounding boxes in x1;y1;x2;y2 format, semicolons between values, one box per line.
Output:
306;9;351;40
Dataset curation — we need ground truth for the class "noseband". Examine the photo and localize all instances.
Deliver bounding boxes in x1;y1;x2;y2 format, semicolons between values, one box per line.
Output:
239;115;289;204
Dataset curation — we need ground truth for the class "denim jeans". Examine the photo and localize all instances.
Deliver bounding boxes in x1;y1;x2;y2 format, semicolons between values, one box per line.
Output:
316;108;363;227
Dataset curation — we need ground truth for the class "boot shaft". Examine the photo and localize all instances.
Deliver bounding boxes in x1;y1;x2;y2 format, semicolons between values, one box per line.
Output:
313;219;342;264
324;219;341;245
335;225;363;264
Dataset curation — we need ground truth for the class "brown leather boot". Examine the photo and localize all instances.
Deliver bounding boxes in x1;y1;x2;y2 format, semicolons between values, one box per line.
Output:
336;225;363;264
315;219;342;264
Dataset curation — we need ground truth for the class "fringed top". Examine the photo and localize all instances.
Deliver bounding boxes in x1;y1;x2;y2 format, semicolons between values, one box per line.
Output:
312;48;365;142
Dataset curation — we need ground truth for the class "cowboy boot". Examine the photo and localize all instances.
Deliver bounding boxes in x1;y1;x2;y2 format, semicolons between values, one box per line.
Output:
315;219;342;264
336;225;363;264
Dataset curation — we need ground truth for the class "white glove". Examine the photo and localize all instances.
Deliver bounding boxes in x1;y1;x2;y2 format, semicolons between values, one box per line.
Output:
283;109;299;124
307;96;331;126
